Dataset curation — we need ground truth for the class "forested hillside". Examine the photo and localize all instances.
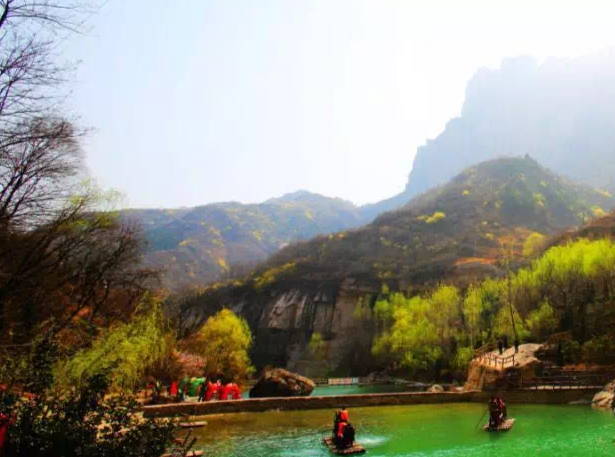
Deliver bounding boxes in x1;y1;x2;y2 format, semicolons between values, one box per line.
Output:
124;191;368;289
175;157;615;373
253;156;614;291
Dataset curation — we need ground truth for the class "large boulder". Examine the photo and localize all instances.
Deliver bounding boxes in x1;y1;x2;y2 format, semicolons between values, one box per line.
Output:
249;368;315;398
592;380;615;409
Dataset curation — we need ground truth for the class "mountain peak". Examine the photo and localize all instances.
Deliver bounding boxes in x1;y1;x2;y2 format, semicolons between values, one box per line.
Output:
265;190;356;208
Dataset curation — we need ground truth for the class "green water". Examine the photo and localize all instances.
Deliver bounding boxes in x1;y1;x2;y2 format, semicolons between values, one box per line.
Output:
240;385;417;399
190;403;615;457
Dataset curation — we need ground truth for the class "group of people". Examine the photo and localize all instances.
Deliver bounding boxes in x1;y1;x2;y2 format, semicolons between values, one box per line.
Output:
162;379;242;403
332;407;356;449
198;380;242;402
488;396;507;429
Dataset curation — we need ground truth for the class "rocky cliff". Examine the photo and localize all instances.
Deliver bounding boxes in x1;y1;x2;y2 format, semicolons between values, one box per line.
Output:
178;158;615;373
179;280;378;376
397;51;615;209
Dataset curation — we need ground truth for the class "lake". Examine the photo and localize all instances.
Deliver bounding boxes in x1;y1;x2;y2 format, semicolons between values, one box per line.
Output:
190;403;615;457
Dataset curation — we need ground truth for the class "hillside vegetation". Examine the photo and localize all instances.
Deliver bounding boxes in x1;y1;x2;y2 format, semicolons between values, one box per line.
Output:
175;157;615;376
250;156;614;292
124;191;368;289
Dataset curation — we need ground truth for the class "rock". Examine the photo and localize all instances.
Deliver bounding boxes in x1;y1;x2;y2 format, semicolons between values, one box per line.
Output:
249;368;315;398
428;384;445;393
592;380;615;409
591;391;613;408
464;344;544;391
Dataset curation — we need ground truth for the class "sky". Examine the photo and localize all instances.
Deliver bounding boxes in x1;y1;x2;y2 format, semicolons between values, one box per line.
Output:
65;0;615;209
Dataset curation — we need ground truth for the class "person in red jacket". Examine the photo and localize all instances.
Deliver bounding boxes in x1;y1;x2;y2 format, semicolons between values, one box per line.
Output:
231;384;242;400
0;412;13;455
333;407;354;449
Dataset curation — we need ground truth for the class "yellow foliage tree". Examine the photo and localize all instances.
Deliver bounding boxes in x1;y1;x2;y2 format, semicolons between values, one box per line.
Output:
189;309;254;381
522;232;545;257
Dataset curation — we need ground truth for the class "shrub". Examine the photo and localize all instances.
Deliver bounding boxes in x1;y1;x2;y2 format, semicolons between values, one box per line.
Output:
425;211;446;224
582;336;615;364
453;347;474;371
560;340;581;364
0;339;174;457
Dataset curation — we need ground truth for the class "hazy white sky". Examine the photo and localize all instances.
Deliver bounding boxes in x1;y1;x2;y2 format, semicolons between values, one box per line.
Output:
66;0;615;208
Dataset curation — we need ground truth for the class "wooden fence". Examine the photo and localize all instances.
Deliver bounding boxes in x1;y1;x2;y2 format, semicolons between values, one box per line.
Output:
475;352;516;369
485;370;615;391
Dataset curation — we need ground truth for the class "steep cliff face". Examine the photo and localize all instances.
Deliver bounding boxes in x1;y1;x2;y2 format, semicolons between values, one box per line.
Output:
179;283;378;376
404;51;615;203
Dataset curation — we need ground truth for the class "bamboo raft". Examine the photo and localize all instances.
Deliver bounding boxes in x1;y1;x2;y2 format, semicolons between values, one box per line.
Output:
178;421;207;429
483;418;515;432
322;437;366;455
161;452;203;457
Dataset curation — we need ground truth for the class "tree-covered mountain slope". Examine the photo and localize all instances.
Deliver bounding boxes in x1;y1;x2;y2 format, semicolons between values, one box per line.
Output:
174;157;614;372
123;191;369;289
545;210;615;249
253;156;614;291
367;50;615;217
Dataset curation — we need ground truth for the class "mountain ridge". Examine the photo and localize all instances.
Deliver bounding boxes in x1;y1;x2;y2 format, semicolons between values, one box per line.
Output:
123;190;370;289
175;156;615;372
402;50;615;206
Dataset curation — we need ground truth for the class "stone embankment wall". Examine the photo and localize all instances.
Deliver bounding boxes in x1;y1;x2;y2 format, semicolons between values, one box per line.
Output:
142;388;600;418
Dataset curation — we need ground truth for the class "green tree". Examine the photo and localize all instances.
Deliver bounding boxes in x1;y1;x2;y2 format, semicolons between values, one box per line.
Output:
189;309;254;381
452;347;474;371
462;284;483;349
308;332;327;361
522;232;545;257
0;339;173;457
428;284;461;350
57;294;171;391
372;294;442;371
525;301;558;341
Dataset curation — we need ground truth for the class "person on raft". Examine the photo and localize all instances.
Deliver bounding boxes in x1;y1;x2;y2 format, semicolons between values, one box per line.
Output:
488;396;507;428
333;407;355;449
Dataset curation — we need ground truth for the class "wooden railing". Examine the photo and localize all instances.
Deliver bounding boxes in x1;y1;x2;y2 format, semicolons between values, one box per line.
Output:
312;376;396;386
473;342;496;358
485;370;615;391
476;352;516;369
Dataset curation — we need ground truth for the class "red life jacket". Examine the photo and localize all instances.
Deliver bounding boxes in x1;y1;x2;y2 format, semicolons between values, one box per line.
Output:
336;421;347;438
169;382;178;396
221;384;232;401
232;385;242;400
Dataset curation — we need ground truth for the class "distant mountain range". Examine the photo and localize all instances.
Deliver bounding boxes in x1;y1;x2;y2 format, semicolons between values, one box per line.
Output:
371;50;615;216
128;49;615;289
123;191;370;289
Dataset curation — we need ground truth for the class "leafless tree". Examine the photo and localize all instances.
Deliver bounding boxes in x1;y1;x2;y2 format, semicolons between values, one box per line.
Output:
0;1;158;344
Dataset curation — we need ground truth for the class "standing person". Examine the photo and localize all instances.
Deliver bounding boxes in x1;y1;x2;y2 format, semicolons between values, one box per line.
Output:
557;342;564;367
488;396;503;429
169;381;178;398
197;378;207;402
332;409;342;435
498;397;507;419
498;340;504;355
